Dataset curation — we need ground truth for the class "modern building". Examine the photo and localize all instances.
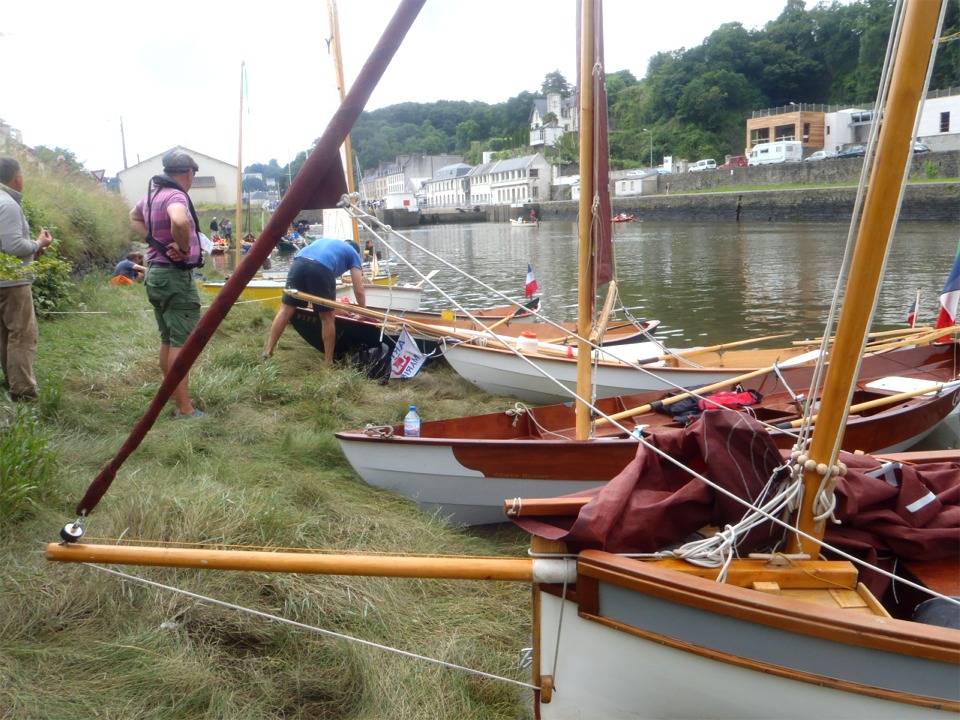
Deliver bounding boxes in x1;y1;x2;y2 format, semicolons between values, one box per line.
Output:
746;89;959;155
117;146;236;207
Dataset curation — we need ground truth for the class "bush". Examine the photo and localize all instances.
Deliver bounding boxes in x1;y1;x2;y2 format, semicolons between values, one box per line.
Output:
924;160;939;179
32;245;74;315
0;405;57;521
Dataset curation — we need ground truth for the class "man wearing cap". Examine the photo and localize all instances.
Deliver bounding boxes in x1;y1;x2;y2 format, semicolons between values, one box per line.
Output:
0;156;54;402
263;237;366;366
129;149;204;418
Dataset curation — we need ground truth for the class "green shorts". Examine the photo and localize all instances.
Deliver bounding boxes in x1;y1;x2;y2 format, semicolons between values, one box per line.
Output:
145;266;201;347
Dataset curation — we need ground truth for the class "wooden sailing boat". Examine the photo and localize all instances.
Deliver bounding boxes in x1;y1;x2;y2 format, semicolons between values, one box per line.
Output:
46;1;958;717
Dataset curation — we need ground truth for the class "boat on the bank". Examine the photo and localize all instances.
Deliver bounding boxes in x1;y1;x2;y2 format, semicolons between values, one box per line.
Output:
335;340;960;525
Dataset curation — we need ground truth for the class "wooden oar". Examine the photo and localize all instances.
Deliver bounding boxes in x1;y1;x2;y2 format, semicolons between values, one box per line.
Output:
589;279;618;345
412;269;439;289
655;333;792;362
862;325;958;353
773;379;960;431
792;325;935;345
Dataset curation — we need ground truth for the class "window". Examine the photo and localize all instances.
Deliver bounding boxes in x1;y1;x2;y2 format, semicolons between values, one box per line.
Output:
941;112;950;133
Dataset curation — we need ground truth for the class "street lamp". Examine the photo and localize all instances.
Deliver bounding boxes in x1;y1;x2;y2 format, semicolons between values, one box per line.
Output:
643;128;653;169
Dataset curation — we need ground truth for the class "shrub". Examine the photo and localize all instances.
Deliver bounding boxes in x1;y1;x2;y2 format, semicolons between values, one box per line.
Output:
924;161;939;179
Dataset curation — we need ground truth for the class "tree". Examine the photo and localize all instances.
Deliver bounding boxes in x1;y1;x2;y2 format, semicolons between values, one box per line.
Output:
540;70;572;97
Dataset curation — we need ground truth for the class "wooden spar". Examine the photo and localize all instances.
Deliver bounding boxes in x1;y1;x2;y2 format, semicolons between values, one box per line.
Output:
589;279;618;344
656;333;792;360
790;0;943;556
412;269;439;288
328;0;362;251
774;380;957;431
45;543;535;582
575;0;596;442
74;0;426;518
235;61;245;268
594;363;782;427
860;325;957;352
790;325;938;345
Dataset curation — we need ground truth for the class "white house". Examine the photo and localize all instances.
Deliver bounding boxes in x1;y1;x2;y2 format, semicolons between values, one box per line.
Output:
117;146;237;207
529;93;578;148
468;154;552;205
421;163;473;208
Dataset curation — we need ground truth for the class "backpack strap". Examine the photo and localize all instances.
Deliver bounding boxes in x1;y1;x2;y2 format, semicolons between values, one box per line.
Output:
144;176;204;270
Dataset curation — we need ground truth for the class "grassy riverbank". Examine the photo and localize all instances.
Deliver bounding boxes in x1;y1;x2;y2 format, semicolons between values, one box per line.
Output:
1;275;534;719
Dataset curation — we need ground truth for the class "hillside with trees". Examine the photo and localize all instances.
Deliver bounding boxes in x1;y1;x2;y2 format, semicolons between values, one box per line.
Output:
335;0;958;175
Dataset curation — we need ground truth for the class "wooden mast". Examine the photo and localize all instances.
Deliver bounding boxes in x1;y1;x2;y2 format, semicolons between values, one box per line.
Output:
789;0;943;555
234;61;245;268
328;0;364;256
575;0;596;442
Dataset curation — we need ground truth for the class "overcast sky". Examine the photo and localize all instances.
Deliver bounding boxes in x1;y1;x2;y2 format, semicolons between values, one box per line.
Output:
3;1;826;176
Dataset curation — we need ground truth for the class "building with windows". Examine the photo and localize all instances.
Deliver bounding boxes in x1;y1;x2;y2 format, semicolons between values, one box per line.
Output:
117;146;236;206
529;93;578;148
746;90;959;155
468;154;552;206
421;163;472;208
358;153;463;203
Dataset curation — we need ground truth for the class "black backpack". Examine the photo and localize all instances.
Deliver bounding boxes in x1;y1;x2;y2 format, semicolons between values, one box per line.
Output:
351;342;391;385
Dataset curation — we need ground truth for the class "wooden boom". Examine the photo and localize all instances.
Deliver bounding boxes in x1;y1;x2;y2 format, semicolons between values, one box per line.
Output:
46;543;536;582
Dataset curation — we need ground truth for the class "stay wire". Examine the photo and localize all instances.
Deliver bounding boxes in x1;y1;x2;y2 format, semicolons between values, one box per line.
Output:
81;563;539;692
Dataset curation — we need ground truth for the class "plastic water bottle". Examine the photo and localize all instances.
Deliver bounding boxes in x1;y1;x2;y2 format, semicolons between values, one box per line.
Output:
404;406;421;437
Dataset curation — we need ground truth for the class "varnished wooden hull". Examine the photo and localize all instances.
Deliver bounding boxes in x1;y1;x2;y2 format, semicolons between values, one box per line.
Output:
336;343;960;524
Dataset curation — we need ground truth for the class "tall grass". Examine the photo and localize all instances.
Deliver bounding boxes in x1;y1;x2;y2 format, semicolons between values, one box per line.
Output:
0;275;534;719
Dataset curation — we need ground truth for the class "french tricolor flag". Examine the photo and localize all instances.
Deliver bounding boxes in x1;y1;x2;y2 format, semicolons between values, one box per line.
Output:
525;264;539;297
934;248;960;334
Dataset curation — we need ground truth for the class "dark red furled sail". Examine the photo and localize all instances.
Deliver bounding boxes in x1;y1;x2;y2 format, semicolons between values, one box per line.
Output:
576;0;613;289
76;0;426;517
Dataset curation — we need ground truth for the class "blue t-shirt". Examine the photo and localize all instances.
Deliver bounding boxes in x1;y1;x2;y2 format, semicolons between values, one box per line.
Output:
296;238;362;276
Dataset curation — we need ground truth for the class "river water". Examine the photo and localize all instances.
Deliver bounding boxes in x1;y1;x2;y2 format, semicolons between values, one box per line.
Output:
260;218;960;448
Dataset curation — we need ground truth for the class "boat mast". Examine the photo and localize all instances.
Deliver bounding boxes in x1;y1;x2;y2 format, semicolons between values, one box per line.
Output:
575;0;596;441
328;0;363;252
235;61;245;268
790;0;944;556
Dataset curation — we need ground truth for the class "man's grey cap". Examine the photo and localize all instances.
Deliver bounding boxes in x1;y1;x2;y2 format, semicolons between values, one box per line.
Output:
162;150;199;174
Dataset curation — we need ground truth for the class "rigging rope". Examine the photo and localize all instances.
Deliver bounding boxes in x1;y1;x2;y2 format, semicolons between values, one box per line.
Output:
82;563;539;691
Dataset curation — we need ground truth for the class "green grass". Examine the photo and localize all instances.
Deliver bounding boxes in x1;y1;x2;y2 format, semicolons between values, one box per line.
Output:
0;275;534;719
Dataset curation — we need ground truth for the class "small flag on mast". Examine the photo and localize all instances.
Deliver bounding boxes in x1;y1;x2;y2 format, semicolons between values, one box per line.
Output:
525;264;539;297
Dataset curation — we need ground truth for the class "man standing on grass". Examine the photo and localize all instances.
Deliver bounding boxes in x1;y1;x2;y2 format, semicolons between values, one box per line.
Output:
128;149;205;419
0;156;53;402
263;237;366;366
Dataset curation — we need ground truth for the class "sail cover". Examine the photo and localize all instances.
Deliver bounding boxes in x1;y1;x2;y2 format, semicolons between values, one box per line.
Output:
510;411;959;597
576;0;613;287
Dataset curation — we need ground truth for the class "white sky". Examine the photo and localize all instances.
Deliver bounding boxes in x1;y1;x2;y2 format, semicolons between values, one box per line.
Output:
2;1;821;176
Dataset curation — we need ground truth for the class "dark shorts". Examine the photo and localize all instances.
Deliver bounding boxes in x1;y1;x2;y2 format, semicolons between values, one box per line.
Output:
282;257;336;311
145;266;201;347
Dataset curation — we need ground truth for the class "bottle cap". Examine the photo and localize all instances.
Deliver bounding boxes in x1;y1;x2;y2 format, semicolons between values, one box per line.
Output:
409;406;416;411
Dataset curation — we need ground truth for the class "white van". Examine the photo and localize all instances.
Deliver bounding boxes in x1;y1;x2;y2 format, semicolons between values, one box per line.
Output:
688;159;717;172
748;141;802;166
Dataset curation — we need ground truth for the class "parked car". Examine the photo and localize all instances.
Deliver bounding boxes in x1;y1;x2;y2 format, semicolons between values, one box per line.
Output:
837;145;867;159
718;156;748;169
804;150;838;162
913;142;931;153
688;159;717;172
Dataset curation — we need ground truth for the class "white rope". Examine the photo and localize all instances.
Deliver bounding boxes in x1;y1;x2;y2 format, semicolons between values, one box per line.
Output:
82;563;539;691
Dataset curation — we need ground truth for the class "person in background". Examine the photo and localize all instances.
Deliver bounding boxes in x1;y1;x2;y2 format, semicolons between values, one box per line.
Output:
263;237;366;366
114;251;146;282
363;238;381;260
221;218;233;244
128;149;204;419
209;216;218;238
0;156;54;402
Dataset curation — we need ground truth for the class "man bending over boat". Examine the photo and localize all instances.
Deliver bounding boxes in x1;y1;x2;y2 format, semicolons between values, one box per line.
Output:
262;237;366;366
